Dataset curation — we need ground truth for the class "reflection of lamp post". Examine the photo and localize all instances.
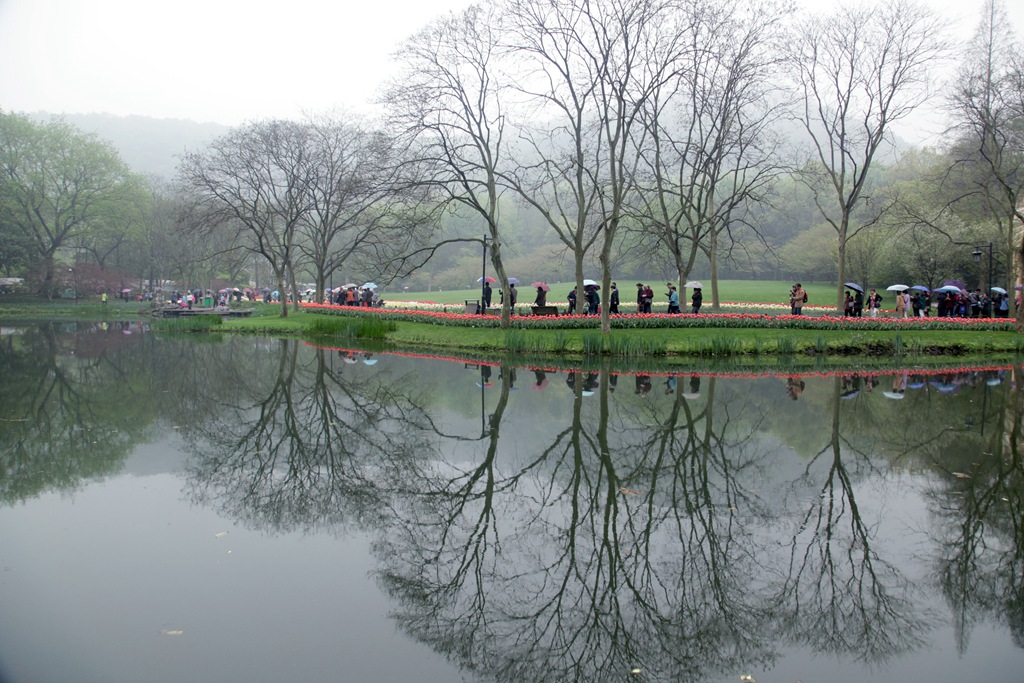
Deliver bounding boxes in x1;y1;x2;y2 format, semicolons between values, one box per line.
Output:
971;242;994;294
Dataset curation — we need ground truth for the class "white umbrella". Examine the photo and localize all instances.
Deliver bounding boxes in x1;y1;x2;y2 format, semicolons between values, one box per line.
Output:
991;286;1008;294
684;281;703;288
582;278;599;287
882;391;905;399
362;282;379;290
886;284;909;291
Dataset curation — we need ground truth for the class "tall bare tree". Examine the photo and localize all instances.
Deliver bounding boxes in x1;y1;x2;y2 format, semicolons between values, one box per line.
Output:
636;0;791;312
503;0;687;330
945;0;1024;324
385;3;516;326
789;0;948;313
179;120;314;317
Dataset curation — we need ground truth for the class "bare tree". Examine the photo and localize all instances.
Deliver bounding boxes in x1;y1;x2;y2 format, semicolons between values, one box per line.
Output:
789;0;948;313
503;0;687;330
945;0;1024;325
384;3;516;326
298;114;422;300
636;0;790;312
179;120;314;317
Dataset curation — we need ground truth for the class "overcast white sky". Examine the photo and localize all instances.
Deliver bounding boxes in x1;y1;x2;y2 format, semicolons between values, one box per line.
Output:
1;0;1021;143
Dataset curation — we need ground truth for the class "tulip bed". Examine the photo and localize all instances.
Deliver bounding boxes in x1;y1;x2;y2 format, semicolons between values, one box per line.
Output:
303;302;1015;332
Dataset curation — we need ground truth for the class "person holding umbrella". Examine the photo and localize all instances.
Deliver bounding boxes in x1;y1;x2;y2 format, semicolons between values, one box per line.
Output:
533;283;547;307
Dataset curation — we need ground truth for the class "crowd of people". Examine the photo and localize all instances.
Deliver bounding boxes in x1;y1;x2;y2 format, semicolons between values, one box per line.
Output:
787;283;1015;318
330;285;381;307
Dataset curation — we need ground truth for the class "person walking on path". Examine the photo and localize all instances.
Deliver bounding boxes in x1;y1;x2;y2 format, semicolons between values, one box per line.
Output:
690;287;703;314
609;283;620;314
868;289;882;318
667;285;680;314
895;291;907;318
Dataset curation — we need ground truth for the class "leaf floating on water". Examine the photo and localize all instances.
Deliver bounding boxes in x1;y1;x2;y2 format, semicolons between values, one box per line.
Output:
160;629;184;636
952;472;971;479
213;531;228;538
619;488;643;495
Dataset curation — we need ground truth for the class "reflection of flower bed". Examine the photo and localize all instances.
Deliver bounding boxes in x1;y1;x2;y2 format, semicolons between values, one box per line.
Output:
304;303;1014;331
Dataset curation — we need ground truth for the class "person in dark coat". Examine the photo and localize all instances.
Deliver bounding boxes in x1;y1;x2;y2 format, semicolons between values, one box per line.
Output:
534;286;546;307
609;283;620;314
690;287;703;314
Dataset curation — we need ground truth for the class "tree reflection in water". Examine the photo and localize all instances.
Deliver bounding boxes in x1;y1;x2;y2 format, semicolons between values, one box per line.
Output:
15;329;1005;682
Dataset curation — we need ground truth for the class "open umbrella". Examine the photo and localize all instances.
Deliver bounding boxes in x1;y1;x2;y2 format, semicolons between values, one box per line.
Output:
935;285;962;293
507;277;520;285
910;285;930;291
341;283;358;289
121;288;132;293
477;276;497;284
363;282;378;290
844;282;864;293
684;281;703;288
886;284;909;291
582;279;600;288
530;282;551;292
991;286;1008;294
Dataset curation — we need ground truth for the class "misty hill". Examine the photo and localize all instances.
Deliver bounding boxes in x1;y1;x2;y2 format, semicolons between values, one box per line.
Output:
28;111;230;180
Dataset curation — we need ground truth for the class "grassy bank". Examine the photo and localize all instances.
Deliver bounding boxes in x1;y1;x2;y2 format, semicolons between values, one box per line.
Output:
3;296;1022;358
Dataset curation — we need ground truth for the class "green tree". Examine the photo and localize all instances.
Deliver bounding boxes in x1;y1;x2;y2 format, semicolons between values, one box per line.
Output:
0;112;143;297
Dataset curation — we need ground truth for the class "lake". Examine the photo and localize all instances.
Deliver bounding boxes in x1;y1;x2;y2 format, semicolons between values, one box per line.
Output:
1;321;1022;683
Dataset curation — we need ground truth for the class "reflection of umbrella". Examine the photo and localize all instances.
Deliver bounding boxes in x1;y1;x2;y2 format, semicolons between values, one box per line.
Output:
530;282;551;291
882;391;905;399
991;286;1008;294
362;359;377;365
986;378;1002;386
583;279;599;287
907;381;927;389
840;390;859;399
886;284;909;291
684;281;703;288
929;380;958;393
342;356;358;364
910;285;930;291
844;282;864;293
363;282;378;289
681;392;701;399
581;390;595;396
475;382;495;388
532;379;548;390
477;276;497;284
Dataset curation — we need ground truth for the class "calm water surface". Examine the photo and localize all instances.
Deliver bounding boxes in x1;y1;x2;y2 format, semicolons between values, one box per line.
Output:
1;322;1023;683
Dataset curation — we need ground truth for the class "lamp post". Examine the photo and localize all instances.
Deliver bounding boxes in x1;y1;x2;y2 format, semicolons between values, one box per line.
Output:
480;235;491;315
971;242;994;296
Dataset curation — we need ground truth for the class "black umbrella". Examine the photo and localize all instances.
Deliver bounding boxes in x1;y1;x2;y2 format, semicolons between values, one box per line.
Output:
843;282;864;293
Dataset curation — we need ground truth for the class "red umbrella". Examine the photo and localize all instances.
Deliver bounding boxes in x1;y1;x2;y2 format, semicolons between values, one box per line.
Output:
477;276;497;284
530;282;551;292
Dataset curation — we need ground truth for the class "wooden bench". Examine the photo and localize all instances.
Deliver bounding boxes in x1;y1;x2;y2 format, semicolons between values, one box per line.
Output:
532;305;559;316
